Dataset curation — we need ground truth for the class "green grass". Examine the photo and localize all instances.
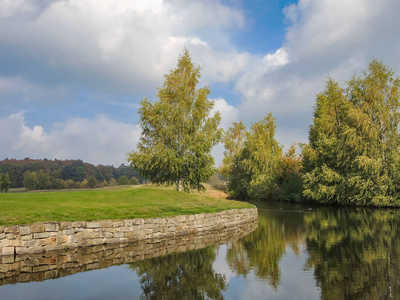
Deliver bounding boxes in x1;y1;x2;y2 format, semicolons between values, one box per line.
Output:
0;186;254;226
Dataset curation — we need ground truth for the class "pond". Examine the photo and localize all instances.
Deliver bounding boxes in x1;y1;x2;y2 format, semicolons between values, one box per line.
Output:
1;201;399;299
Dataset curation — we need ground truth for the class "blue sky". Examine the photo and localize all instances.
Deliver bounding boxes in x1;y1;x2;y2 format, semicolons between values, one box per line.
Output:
1;0;400;166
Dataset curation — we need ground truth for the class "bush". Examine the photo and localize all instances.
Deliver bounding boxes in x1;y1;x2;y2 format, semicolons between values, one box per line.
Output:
51;178;65;189
130;177;139;185
118;176;129;185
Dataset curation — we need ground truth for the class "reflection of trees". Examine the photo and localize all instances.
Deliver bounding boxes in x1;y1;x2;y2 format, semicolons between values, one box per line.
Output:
129;246;227;300
305;208;400;299
226;205;306;289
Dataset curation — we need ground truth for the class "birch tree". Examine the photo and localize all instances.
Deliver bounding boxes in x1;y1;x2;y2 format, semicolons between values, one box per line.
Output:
128;49;222;192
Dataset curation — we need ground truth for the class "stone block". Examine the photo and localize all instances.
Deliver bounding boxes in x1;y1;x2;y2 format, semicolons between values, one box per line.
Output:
18;273;31;282
33;232;49;239
100;220;113;228
133;219;144;226
1;247;15;255
0;263;9;272
39;256;56;265
44;222;59;232
113;220;124;227
21;234;32;241
0;238;10;247
86;222;101;228
71;221;86;228
27;239;40;248
28;246;44;254
31;223;45;233
15;247;31;255
0;233;5;240
39;236;56;246
6;233;18;240
33;265;50;272
44;269;58;279
20;266;32;273
0;226;3;233
62;229;74;235
0;255;14;264
4;225;19;234
19;226;31;235
59;221;71;230
10;239;25;247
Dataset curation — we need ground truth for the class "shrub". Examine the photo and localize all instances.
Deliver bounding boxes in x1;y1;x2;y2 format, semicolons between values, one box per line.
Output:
118;176;129;185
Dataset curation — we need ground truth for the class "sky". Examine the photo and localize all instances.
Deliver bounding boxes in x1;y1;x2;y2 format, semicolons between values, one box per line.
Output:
1;0;400;167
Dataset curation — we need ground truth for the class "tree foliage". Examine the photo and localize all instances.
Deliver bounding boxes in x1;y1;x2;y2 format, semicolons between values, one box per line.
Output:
128;49;222;192
224;114;282;200
0;173;11;192
22;170;39;190
303;60;400;206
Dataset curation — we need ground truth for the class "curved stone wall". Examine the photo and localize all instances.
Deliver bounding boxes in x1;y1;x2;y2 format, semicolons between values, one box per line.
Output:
0;208;258;256
0;216;258;286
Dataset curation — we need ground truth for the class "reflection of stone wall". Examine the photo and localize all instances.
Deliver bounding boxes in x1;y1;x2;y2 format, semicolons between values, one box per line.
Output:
0;216;258;286
0;208;257;256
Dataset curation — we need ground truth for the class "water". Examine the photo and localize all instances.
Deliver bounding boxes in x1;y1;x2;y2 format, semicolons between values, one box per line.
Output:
1;201;399;299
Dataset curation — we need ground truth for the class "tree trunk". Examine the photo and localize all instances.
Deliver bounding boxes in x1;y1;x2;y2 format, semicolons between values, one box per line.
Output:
178;179;183;192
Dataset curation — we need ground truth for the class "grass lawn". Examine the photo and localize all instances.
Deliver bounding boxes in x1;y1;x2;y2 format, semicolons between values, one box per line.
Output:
0;185;254;226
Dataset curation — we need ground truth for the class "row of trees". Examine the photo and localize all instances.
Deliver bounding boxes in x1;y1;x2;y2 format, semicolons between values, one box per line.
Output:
220;59;400;206
21;170;140;191
0;158;142;191
128;49;400;206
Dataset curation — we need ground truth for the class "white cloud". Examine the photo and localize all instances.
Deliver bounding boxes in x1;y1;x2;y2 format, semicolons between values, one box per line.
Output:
0;113;140;166
0;0;247;96
210;98;238;130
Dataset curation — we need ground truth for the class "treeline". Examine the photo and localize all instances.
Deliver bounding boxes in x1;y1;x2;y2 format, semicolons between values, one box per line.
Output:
221;59;400;207
0;158;143;191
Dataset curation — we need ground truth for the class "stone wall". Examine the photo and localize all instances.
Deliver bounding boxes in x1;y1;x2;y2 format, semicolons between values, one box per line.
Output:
0;208;257;256
0;217;258;286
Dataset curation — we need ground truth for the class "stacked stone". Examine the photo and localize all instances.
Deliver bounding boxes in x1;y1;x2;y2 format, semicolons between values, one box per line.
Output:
0;208;258;256
0;216;258;285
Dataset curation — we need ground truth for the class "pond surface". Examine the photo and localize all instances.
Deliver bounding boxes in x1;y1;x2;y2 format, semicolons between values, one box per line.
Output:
1;201;400;299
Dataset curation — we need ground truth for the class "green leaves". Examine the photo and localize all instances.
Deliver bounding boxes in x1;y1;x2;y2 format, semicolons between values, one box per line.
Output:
128;49;222;192
303;60;400;206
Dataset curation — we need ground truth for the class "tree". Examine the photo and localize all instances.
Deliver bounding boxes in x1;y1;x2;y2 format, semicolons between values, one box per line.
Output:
2;173;11;192
220;121;247;178
225;114;282;200
37;169;51;189
128;49;222;192
22;170;39;190
303;60;400;206
87;176;97;188
0;173;11;193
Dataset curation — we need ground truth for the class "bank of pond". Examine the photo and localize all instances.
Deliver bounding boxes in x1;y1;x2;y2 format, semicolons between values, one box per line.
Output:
1;201;399;299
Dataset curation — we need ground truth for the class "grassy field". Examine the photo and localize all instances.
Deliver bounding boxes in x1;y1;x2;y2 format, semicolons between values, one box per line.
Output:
0;185;254;226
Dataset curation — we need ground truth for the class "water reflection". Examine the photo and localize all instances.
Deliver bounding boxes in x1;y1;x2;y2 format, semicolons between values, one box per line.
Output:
226;202;307;289
225;202;400;299
130;247;227;300
304;207;400;299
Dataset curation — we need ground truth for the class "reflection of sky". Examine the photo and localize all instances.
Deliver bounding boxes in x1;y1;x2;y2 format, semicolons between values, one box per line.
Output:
213;244;321;300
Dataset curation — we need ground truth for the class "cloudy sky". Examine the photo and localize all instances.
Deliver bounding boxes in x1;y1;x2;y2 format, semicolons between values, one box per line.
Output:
1;0;400;166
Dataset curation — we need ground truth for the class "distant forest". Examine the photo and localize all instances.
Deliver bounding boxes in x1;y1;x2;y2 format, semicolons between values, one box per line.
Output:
0;158;143;189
